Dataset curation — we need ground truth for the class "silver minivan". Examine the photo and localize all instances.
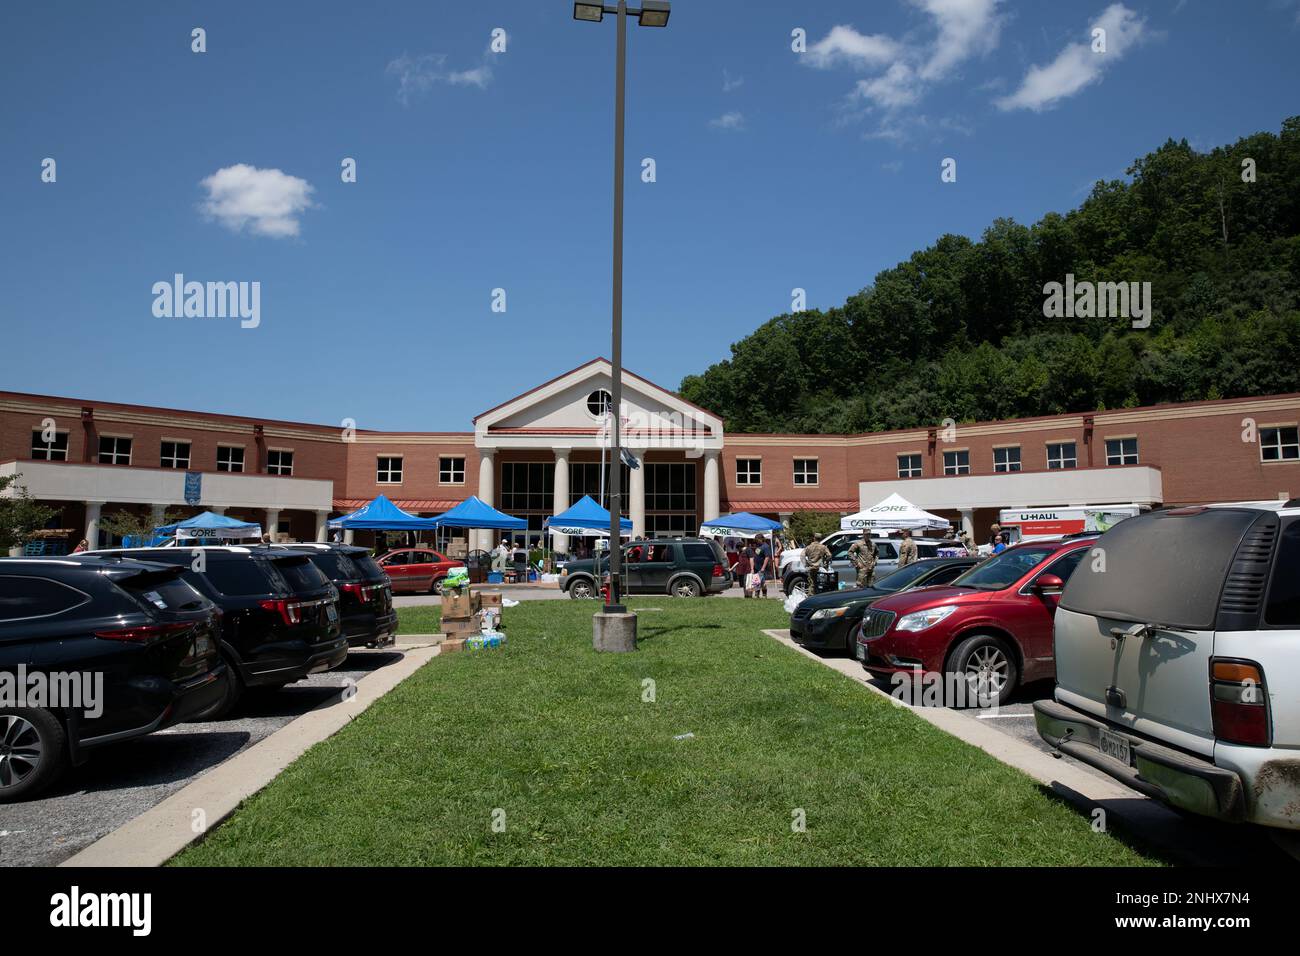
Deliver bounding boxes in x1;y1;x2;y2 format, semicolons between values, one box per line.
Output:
1035;502;1300;830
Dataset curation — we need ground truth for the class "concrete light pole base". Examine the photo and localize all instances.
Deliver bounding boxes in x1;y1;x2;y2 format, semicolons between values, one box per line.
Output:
593;612;637;652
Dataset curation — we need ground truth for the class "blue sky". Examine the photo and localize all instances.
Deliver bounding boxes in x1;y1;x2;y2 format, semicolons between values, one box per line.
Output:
2;0;1297;431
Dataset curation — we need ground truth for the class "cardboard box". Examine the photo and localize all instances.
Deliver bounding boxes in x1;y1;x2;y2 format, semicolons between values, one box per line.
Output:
440;638;466;655
441;617;482;637
441;591;477;620
478;591;503;608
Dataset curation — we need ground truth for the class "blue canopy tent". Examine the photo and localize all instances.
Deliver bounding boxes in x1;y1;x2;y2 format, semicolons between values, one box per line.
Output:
698;511;783;539
544;495;632;537
430;495;528;532
152;510;262;545
328;494;441;531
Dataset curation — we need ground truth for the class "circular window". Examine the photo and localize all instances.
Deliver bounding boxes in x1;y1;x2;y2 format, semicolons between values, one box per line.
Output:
587;389;613;418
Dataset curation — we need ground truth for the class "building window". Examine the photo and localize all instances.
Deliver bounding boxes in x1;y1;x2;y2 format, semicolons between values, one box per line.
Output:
1047;441;1077;470
645;463;697;535
1260;426;1300;462
267;449;294;476
1105;438;1139;466
501;462;555;515
736;458;761;485
793;458;819;486
586;389;613;418
569;462;629;513
98;436;132;465
377;456;403;484
897;454;922;478
993;447;1021;473
30;429;68;461
160;440;191;469
439;456;466;484
217;445;245;473
943;450;970;475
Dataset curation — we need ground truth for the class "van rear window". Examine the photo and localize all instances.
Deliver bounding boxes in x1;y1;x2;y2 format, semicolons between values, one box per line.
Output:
203;560;280;596
1264;520;1300;626
1060;509;1258;629
351;553;386;580
271;557;330;593
304;552;360;582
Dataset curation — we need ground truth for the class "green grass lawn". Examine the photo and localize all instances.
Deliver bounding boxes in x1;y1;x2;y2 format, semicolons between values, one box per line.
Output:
173;598;1158;866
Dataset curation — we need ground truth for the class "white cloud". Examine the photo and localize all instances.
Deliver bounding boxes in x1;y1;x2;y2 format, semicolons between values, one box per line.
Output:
199;164;316;239
709;111;746;131
386;34;504;103
806;24;903;70
996;4;1148;112
805;1;1001;142
722;68;744;92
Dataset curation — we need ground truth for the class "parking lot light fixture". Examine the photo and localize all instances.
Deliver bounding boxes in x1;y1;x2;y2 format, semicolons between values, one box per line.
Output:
573;0;669;640
638;0;670;27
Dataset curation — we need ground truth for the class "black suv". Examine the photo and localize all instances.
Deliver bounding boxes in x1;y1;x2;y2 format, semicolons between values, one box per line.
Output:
273;543;396;648
1;556;227;801
559;538;728;598
89;546;347;718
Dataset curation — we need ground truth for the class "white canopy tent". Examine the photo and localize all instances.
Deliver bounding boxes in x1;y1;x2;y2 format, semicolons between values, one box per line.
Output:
840;492;952;534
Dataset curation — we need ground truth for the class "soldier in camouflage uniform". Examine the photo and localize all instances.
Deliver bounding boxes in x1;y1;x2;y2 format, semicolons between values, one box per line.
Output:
802;533;833;572
847;532;878;589
897;528;919;568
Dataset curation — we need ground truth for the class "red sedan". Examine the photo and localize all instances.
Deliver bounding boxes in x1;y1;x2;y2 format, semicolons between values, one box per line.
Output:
854;537;1096;705
376;548;460;594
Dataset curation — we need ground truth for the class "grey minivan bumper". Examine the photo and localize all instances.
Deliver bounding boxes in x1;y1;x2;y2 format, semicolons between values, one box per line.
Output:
1034;699;1247;823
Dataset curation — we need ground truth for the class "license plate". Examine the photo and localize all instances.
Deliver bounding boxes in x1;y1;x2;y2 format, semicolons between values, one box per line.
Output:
1099;728;1131;766
326;604;339;622
194;634;213;655
855;641;865;661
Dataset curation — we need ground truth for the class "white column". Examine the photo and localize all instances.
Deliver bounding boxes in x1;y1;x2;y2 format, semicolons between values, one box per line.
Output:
265;508;281;541
315;510;329;543
629;457;646;538
552;448;570;554
959;508;975;541
703;450;721;522
210;506;227;515
477;449;496;553
344;529;355;545
85;500;104;550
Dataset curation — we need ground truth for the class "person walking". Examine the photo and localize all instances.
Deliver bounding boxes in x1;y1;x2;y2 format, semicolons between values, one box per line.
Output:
735;540;754;597
847;531;878;589
897;528;919;568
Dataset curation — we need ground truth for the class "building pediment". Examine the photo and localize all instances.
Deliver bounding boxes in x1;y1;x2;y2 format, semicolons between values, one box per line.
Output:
473;358;722;451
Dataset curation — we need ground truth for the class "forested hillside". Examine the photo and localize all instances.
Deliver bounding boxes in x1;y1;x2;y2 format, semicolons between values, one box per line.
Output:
680;118;1300;433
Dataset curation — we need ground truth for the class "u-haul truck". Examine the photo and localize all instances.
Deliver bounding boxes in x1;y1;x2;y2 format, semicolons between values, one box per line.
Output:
998;504;1144;544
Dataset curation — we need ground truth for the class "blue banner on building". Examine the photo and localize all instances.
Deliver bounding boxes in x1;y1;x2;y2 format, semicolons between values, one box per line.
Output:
184;471;202;505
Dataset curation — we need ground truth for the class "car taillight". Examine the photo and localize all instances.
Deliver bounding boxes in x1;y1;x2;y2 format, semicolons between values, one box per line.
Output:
94;621;195;644
1211;658;1271;747
258;598;304;626
711;564;724;578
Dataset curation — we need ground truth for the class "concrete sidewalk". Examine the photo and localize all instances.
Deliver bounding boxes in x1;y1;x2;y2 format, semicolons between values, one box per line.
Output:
60;642;441;867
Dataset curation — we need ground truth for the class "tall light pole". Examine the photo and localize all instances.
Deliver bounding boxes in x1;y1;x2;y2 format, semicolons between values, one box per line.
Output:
573;0;669;628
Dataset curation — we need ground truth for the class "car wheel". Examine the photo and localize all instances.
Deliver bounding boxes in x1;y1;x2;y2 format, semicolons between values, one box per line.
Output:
431;577;444;596
671;578;701;598
568;578;596;600
189;652;245;721
947;634;1018;708
0;709;67;802
784;574;808;596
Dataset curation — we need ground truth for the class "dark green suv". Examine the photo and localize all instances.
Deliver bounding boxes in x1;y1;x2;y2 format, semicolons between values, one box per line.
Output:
558;538;728;598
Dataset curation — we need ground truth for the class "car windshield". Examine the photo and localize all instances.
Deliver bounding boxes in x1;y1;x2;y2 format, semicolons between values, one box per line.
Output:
875;562;935;591
951;546;1056;590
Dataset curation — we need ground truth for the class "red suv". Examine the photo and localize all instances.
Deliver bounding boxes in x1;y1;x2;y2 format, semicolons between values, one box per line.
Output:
854;537;1096;705
376;548;460;594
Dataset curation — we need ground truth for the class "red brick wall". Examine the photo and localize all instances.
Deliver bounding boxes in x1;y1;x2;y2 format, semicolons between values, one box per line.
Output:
342;438;477;504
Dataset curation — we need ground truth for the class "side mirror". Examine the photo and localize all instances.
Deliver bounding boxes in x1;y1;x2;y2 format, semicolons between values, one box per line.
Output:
1034;573;1065;595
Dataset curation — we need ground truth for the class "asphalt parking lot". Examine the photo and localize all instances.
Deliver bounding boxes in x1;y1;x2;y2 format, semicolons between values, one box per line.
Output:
0;648;405;868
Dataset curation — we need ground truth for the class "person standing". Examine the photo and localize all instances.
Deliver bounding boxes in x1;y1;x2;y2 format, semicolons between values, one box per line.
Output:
752;534;772;597
959;529;975;554
72;538;88;553
992;533;1008;554
847;532;878;589
897;528;919;568
735;541;754;597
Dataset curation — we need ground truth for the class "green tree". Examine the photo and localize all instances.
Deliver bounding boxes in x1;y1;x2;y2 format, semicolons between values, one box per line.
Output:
0;473;57;552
